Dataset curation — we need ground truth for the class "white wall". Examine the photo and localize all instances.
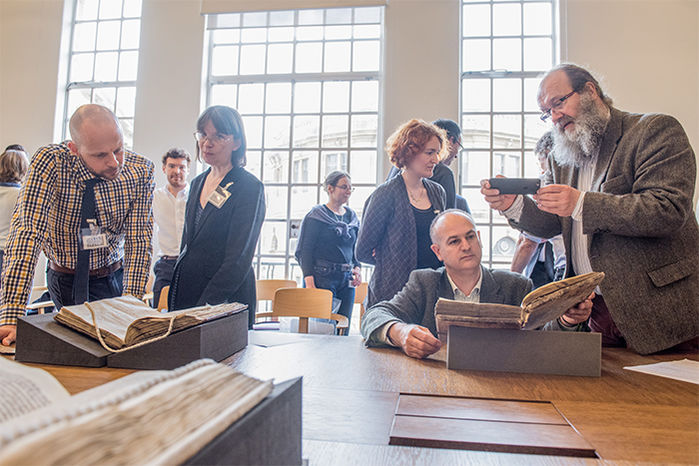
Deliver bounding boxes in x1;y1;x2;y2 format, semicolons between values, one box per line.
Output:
382;0;460;177
0;0;66;155
561;0;699;169
562;0;699;202
0;0;69;292
133;0;205;187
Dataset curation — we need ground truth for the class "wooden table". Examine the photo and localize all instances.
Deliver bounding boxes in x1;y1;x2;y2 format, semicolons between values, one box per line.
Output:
25;332;699;464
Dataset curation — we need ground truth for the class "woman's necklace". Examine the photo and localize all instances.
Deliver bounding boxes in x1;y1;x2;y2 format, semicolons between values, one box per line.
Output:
407;186;425;204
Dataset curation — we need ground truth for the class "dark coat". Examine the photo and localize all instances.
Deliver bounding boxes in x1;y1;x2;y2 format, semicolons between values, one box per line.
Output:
356;174;446;308
168;166;265;328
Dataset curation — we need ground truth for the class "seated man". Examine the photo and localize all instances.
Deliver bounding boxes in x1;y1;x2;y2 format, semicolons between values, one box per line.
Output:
360;209;593;359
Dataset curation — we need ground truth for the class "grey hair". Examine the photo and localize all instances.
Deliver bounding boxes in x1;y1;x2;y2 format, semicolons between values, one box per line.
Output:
545;63;613;107
429;208;477;243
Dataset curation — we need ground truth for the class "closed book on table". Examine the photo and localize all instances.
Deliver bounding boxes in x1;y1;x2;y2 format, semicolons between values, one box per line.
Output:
389;393;597;458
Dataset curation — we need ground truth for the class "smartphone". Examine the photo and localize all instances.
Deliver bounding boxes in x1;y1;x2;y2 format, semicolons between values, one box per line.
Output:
488;177;541;195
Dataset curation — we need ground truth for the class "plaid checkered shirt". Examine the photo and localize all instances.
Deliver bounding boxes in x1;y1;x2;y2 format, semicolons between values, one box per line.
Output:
0;142;154;325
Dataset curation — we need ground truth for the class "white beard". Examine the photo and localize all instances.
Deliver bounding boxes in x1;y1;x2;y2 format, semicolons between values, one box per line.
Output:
552;94;610;168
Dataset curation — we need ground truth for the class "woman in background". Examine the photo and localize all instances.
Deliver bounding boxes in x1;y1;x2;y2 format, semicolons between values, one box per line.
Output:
356;119;447;308
168;106;265;328
0;147;30;289
295;171;361;334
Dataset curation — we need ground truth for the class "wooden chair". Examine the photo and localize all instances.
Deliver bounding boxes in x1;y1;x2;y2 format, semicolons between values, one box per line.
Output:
26;286;54;314
142;273;155;305
354;282;369;325
156;285;169;312
256;288;349;335
255;279;297;322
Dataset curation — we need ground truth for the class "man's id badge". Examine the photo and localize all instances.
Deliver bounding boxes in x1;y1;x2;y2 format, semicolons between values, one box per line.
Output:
207;182;234;208
79;219;108;250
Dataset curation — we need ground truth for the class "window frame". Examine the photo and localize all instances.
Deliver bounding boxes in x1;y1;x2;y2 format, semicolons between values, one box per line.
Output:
61;0;143;146
459;0;558;269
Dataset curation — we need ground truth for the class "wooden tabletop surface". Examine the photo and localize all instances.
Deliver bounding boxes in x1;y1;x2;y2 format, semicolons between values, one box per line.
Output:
20;332;699;464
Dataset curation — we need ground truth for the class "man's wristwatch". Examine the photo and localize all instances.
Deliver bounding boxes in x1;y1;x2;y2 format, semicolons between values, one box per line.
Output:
558;316;578;328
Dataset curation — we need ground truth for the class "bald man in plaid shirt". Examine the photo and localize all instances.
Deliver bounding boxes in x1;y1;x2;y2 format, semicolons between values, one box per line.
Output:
0;104;154;345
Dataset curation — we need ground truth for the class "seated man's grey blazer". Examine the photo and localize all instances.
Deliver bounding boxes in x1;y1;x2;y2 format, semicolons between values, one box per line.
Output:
361;266;579;347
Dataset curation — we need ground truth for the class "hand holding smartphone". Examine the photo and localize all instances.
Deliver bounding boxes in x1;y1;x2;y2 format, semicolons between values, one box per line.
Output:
488;177;541;195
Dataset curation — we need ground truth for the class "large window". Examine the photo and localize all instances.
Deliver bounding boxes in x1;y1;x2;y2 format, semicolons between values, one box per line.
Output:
460;0;556;268
205;7;383;282
62;0;143;147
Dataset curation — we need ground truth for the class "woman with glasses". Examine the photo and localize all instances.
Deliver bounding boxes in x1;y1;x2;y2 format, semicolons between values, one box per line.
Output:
357;119;447;308
295;170;361;334
168;106;265;328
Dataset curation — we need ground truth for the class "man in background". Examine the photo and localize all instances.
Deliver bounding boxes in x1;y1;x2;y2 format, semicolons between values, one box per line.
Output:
510;131;566;287
151;148;190;308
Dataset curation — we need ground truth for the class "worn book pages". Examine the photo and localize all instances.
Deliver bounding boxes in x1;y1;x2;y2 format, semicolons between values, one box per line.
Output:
54;295;247;349
520;272;605;330
0;343;15;355
0;359;272;466
435;272;604;335
0;358;69;423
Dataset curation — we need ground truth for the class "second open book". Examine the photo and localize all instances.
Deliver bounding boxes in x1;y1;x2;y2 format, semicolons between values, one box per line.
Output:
435;272;604;334
54;296;246;350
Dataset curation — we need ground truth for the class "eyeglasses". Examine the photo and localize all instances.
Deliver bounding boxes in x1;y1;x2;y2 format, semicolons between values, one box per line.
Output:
193;131;233;145
334;184;355;192
540;90;577;121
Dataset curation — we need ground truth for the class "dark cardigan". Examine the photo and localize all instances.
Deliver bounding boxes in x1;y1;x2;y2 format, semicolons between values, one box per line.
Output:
168;166;265;328
356;174;446;308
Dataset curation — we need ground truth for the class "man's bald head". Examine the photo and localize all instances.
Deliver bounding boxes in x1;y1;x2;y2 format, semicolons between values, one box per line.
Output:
430;209;477;244
67;104;125;180
69;104;122;145
429;209;482;274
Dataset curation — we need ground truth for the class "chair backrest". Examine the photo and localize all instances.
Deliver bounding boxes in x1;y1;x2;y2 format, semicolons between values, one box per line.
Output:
272;288;333;320
145;273;155;294
256;279;297;302
354;282;368;304
157;286;169;312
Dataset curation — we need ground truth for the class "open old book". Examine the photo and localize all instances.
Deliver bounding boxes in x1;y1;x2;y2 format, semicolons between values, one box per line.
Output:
54;295;247;350
435;272;604;335
0;357;272;465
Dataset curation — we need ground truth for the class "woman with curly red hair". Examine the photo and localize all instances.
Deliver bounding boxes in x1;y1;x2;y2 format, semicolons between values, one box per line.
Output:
356;119;448;308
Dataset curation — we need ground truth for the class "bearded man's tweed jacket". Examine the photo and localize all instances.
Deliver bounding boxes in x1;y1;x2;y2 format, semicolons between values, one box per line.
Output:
510;107;698;354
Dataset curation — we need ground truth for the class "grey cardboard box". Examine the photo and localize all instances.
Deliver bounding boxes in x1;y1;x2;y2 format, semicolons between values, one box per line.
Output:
185;377;303;466
16;313;110;367
446;326;601;377
15;310;249;370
